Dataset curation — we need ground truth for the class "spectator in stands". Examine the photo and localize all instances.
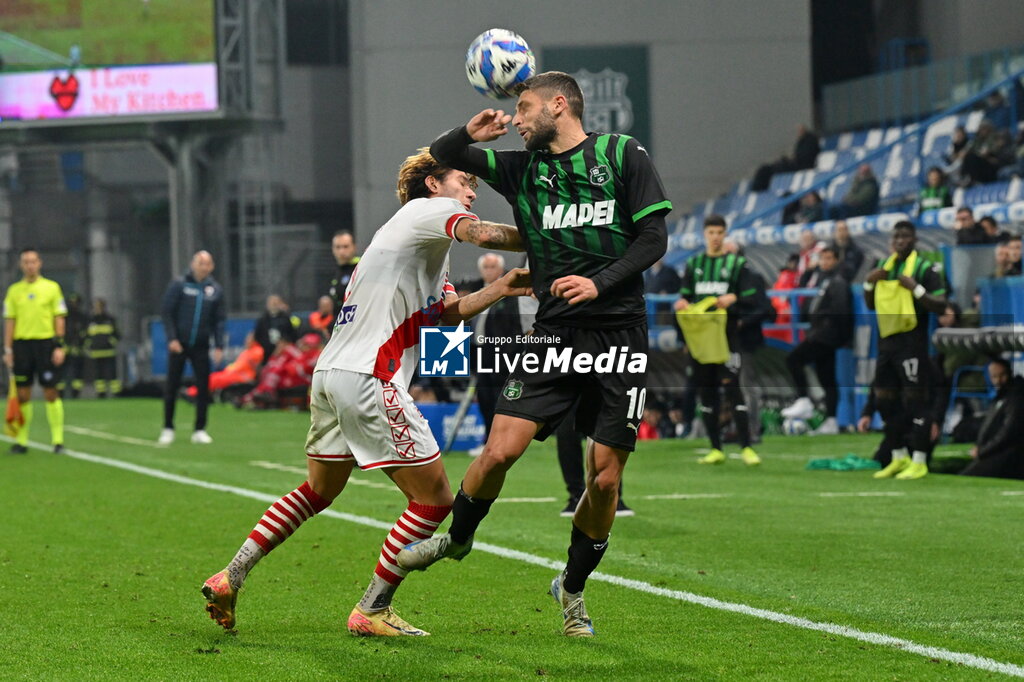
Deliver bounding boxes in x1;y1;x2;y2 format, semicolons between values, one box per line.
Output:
960;358;1024;480
665;405;688;438
1006;234;1023;274
796;229;823;277
766;253;800;344
982;90;1013;132
831;220;865;281
308;295;334;340
944;126;969;173
781;247;852;435
637;406;661;440
953;206;989;245
253;294;300;362
644;258;682;295
828;164;879;219
793;190;824;224
979;215;1009;244
751;123;820;192
960;120;1014;186
917;166;953;215
989;242;1019;278
239;333;322;410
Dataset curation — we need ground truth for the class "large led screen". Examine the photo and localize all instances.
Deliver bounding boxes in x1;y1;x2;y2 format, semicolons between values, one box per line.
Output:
0;0;218;123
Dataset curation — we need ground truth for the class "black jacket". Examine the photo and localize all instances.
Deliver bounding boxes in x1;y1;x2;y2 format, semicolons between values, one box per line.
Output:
802;268;852;349
961;377;1024;479
328;259;359;316
254;311;300;360
734;270;775;352
832;239;865;281
161;272;226;350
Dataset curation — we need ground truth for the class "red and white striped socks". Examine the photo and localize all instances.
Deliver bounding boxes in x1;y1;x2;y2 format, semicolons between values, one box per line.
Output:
226;481;331;589
358;501;451;612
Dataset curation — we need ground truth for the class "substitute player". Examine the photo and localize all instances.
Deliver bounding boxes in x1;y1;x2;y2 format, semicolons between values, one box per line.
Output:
3;248;68;454
202;148;530;637
864;220;946;480
397;71;673;637
674;215;761;466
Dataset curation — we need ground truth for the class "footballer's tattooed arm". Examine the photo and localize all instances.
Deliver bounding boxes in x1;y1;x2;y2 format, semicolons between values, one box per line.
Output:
455;218;524;251
440;267;532;324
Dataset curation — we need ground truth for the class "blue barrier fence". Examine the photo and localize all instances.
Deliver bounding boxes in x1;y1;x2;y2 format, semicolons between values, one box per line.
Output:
646;288;874;428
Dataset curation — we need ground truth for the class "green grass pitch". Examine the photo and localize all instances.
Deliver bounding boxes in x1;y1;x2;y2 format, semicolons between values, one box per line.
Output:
1;398;1022;680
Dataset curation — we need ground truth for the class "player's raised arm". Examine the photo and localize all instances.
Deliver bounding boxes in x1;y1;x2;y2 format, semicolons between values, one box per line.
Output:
453;217;523;251
429;115;506;177
440;268;532;324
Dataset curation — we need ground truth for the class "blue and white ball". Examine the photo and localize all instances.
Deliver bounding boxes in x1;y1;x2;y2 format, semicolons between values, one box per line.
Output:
782;417;809;436
465;28;535;99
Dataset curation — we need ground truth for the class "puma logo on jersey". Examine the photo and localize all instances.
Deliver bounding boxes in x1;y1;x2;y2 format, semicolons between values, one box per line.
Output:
542;200;615;230
538;174;555;189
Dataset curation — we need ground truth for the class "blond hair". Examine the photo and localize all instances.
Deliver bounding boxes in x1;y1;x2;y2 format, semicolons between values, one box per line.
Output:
395;147;477;205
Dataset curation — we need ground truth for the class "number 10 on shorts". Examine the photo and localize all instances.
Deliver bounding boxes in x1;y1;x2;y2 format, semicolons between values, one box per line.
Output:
626;387;646;420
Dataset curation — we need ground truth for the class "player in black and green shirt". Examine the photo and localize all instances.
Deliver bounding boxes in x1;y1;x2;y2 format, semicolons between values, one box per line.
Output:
864;220;947;480
675;215;761;466
397;71;672;637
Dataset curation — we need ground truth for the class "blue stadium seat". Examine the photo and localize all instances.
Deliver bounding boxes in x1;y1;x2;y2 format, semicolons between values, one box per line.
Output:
769;171;797;194
963;181;1011;206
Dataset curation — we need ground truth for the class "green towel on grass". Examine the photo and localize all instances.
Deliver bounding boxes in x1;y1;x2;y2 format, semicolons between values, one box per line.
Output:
806;454;881;471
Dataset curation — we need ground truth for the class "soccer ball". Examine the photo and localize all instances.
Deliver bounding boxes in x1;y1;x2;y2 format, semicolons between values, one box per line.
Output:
782;417;809;436
465;28;536;99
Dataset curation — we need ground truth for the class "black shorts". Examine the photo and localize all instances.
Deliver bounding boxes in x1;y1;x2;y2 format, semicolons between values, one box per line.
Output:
875;346;930;391
493;321;648;451
13;338;61;388
691;352;743;389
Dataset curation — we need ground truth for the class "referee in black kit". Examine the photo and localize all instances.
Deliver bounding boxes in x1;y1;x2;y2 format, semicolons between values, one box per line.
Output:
158;250;225;446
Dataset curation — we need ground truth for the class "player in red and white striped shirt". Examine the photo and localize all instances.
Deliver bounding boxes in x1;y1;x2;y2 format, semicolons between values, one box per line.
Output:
202;148;530;637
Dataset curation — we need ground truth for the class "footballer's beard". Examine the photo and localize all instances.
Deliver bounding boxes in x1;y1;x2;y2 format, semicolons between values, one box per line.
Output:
522;108;558;152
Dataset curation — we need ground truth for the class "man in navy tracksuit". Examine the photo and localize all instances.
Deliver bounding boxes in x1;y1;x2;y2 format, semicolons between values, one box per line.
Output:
159;250;226;445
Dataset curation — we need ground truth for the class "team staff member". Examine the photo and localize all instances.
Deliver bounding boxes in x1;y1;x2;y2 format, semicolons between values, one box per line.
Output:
865;221;947;480
3;247;68;454
674;215;761;466
399;71;673;638
327;230;359;318
85;298;120;398
158;250;225;445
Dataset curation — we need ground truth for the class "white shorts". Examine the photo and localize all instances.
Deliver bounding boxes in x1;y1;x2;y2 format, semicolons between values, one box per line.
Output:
305;369;441;470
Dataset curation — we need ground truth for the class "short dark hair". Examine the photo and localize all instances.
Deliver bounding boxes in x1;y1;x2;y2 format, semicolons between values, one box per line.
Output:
893;220;916;234
1007;234;1022;243
333;230;354;241
703;214;727;229
979;215;998;227
516;71;584;120
956;206;973;216
820;246;839;258
988;357;1012;375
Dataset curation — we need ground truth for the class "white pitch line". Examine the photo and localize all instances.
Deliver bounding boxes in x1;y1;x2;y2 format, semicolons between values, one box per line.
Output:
1000;491;1024;496
65;425;167;448
818;492;906;498
641;493;730;500
29;437;1024;678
